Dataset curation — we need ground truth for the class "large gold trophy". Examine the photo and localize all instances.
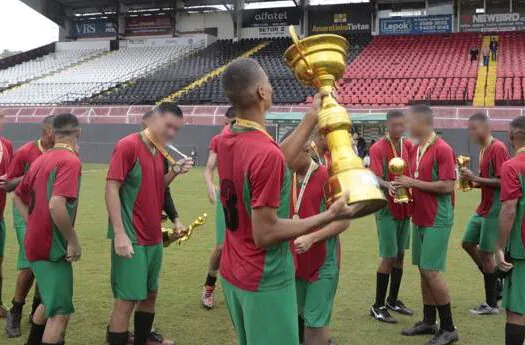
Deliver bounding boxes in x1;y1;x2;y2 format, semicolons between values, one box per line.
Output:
284;26;386;218
456;155;472;192
388;158;411;203
162;213;208;247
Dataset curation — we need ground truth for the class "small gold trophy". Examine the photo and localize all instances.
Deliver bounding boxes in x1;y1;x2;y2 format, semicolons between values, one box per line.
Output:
162;213;208;247
388;157;410;203
284;26;386;218
456;155;472;192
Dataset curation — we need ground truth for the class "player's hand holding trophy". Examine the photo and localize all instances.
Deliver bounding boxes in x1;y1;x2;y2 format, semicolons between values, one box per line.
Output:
162;213;208;247
284;26;386;218
457;155;472;192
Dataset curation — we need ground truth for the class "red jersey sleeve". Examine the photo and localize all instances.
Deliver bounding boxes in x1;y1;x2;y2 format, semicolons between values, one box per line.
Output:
7;147;28;179
437;143;456;180
500;161;522;201
107;140;135;182
492;143;510;177
209;135;218;153
53;157;82;199
369;143;384;178
249;147;286;209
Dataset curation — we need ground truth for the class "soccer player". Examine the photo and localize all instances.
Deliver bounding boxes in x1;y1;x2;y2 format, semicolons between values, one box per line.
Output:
461;112;509;315
201;106;235;309
13;113;82;345
0;111;13;318
394;105;459;345
288;138;350;345
497;115;525;345
4;115;55;338
369;109;413;324
105;103;193;345
217;57;355;345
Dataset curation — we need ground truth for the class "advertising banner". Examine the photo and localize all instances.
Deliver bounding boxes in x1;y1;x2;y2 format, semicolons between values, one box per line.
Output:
308;4;372;35
380;15;452;35
125;14;172;35
460;12;525;32
72;19;116;38
242;7;302;28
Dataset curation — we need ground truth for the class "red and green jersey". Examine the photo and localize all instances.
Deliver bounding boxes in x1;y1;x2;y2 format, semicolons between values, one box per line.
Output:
15;148;81;262
500;153;525;259
476;139;510;217
290;165;340;282
106;133;165;246
7;140;43;179
410;137;456;227
0;137;14;219
369;137;412;220
209;125;230;153
217;127;293;292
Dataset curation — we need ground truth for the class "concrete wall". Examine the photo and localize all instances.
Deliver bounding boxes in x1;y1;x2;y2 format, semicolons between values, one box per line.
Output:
4;124;278;166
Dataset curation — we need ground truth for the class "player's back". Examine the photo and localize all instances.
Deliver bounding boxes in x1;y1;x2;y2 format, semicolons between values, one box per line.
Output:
217;127;294;292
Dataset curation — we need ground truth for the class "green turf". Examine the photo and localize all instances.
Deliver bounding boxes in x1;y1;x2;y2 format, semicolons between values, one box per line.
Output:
1;164;505;345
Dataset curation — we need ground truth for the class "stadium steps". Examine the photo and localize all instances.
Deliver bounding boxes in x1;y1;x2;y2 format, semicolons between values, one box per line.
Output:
473;36;498;106
0;50;109;94
484;36;498;107
161;42;269;103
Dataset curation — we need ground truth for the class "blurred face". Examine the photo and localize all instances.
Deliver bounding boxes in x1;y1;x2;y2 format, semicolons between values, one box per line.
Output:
150;112;184;144
386;116;405;139
257;69;273;111
41;125;55;147
314;132;328;153
467;119;489;145
406;111;426;140
293;142;313;173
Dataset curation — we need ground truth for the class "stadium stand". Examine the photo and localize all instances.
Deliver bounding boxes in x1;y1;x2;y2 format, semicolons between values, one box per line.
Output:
86;39;260;105
333;34;481;106
0;48;104;89
496;32;525;105
0;43;55;72
0;41;203;105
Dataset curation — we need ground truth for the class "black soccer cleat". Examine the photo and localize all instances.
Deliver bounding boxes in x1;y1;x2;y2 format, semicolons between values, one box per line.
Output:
424;329;459;345
370;306;397;324
386;299;414;316
5;310;22;338
401;321;438;336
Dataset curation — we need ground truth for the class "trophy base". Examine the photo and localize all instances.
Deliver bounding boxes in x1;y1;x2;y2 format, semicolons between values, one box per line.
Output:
326;169;387;219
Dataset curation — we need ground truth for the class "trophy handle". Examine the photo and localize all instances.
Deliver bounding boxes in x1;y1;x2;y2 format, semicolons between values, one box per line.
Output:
288;26;314;77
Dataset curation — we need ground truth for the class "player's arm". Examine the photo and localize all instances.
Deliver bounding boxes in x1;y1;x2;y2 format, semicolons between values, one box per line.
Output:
164;157;194;185
496;162;521;271
204;150;217;204
50;159;82;262
409;179;455;194
280;91;326;165
368;144;394;194
294;219;350;254
252;198;353;249
5;176;22;192
12;194;28;222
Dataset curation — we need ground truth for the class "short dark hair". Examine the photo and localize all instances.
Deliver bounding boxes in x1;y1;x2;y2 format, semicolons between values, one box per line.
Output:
154;102;183;118
142;110;154;120
222;58;266;109
42;115;55;126
53;113;79;134
409;104;433;124
225;107;236;119
386;109;404;121
510;116;525;140
469;112;488;123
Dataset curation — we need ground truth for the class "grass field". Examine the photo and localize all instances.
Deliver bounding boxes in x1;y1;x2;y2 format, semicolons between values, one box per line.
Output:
0;164;505;345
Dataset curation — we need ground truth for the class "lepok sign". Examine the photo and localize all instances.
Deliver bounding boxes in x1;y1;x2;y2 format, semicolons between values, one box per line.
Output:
460;12;525;32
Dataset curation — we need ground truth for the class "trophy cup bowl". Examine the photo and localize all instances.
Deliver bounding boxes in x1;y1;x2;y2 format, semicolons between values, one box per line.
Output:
456;155;472;192
284;26;386;218
388;157;410;204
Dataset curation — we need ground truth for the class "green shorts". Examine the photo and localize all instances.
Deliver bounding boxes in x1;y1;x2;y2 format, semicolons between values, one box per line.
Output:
296;275;339;328
0;218;5;257
221;278;299;345
216;190;226;246
13;205;30;270
502;259;525;315
463;214;498;252
30;259;74;318
412;224;452;272
111;243;163;301
375;215;411;258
